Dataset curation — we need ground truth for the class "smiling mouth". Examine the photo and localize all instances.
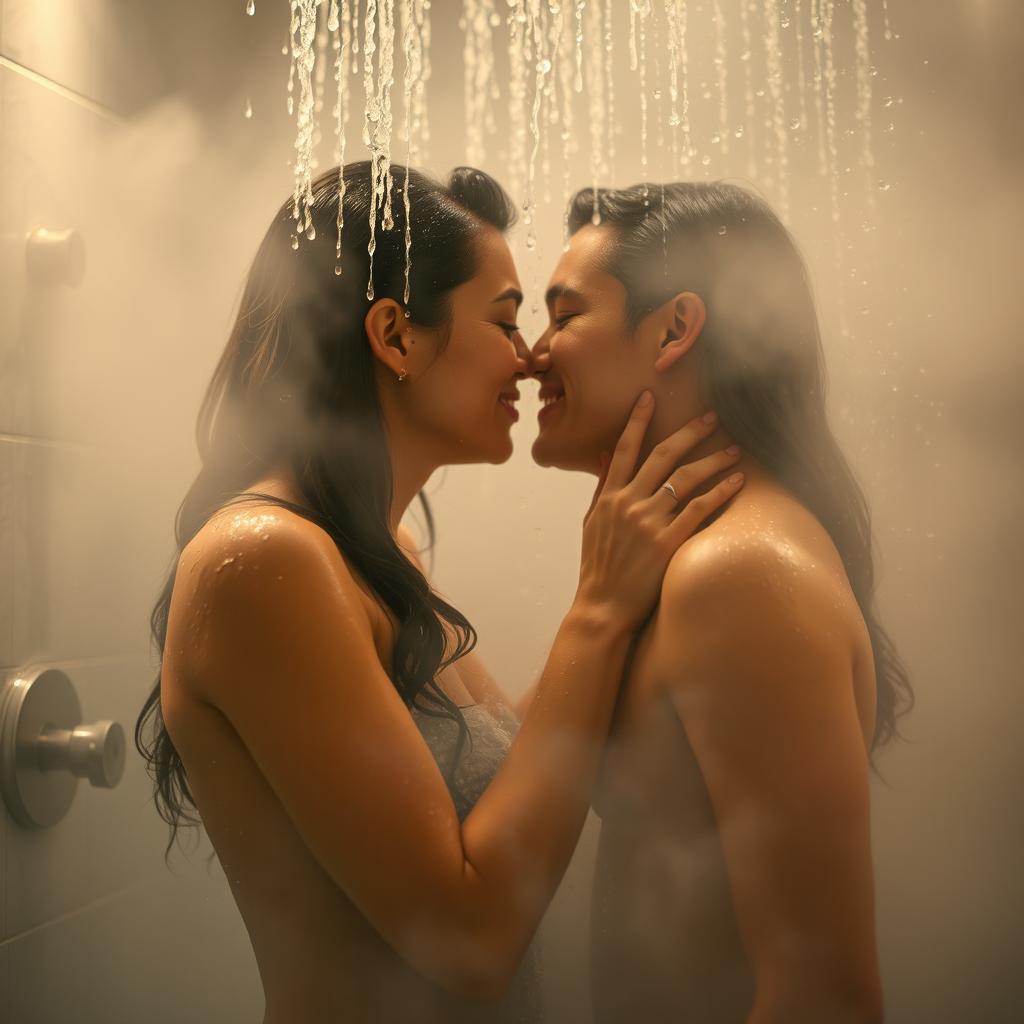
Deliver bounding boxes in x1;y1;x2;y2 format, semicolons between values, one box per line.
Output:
538;391;565;419
498;395;519;420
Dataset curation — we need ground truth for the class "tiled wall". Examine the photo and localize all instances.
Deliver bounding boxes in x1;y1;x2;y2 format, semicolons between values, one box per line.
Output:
0;2;262;1021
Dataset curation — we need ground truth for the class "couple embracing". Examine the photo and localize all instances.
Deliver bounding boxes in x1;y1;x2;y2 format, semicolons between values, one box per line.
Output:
138;161;910;1024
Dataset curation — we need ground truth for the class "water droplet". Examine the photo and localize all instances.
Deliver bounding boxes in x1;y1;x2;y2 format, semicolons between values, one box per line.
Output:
244;97;253;119
740;50;751;62
781;17;791;29
591;209;602;226
306;223;316;240
334;265;343;276
537;58;552;74
711;133;721;145
701;155;711;167
877;180;891;192
717;225;727;236
245;0;255;16
883;96;895;108
790;117;801;131
290;235;299;251
733;126;744;139
489;12;502;27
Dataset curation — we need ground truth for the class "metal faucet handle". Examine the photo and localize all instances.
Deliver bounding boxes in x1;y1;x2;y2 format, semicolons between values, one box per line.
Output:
36;720;126;789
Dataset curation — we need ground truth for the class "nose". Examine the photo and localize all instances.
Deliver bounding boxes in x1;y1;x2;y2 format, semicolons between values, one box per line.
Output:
529;331;551;377
511;329;533;380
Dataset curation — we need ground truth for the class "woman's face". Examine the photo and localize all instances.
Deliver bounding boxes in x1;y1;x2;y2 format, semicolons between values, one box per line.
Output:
402;226;531;465
530;225;649;473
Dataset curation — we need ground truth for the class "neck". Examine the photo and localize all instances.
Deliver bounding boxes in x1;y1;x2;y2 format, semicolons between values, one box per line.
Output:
638;399;773;498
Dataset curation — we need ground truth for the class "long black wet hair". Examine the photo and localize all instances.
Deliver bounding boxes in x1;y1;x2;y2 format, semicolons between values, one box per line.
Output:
569;181;913;760
136;162;517;862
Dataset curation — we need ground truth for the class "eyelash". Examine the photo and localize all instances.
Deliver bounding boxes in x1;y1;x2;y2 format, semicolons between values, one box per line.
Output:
554;314;577;329
497;322;520;337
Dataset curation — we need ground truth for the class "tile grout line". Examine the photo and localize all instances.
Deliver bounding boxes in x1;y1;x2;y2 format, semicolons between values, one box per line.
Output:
0;876;157;947
0;54;124;125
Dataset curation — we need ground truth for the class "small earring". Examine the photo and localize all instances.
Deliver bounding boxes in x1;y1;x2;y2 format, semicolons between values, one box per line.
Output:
397;368;407;382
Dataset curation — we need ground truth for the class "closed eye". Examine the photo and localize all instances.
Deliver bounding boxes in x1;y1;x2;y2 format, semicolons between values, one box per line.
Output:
497;322;521;337
554;313;577;329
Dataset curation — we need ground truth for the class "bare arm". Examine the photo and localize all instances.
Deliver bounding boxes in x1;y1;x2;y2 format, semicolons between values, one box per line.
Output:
179;398;742;999
654;540;883;1024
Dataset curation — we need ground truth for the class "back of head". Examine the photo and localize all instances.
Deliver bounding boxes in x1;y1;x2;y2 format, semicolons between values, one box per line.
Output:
568;181;912;758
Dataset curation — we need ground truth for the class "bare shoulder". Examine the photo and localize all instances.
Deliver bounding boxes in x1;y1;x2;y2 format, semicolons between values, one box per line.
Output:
664;489;858;617
654;489;865;686
173;501;376;699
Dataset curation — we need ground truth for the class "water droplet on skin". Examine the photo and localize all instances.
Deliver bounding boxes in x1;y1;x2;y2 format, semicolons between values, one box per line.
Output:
305;224;316;240
717;225;727;236
245;0;255;16
290;235;299;251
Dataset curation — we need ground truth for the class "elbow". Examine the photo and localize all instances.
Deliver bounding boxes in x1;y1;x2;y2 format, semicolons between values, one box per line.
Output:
411;927;523;1003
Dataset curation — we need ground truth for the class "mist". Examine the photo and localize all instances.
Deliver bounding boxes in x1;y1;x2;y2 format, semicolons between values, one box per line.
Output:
0;0;1020;1021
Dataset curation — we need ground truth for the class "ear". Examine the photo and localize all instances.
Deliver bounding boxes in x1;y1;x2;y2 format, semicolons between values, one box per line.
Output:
364;299;410;378
653;291;706;374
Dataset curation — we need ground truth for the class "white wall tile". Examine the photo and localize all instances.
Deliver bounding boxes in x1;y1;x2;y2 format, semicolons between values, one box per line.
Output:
8;869;261;1023
0;63;104;441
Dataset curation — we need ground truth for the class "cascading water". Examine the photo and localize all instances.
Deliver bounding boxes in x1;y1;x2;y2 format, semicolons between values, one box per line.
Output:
273;0;891;307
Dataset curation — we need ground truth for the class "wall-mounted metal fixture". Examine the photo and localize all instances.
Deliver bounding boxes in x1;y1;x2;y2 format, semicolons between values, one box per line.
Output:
0;666;125;828
25;228;86;288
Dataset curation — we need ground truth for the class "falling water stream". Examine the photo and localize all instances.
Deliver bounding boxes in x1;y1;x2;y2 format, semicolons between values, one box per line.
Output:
275;0;887;305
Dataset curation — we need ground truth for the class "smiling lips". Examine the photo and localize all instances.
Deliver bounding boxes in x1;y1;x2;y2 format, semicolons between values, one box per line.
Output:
499;391;520;423
496;385;565;424
537;385;565;422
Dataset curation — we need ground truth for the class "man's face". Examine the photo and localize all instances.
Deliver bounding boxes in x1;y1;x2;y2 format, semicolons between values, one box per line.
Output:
530;225;649;473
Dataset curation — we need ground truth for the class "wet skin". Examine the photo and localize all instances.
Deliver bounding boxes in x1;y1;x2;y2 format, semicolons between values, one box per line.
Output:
162;498;503;1024
529;226;883;1023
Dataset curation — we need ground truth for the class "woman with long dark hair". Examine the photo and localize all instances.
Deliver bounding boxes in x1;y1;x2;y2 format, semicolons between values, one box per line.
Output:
135;162;745;1023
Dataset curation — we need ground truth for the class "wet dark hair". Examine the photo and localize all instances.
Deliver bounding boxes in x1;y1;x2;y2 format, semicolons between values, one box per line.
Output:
568;181;913;760
136;162;516;862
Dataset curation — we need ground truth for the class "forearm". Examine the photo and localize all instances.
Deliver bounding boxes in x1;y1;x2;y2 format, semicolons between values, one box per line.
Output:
458;600;633;948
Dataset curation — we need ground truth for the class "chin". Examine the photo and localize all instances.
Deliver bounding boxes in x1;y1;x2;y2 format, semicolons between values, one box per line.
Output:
531;434;595;474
